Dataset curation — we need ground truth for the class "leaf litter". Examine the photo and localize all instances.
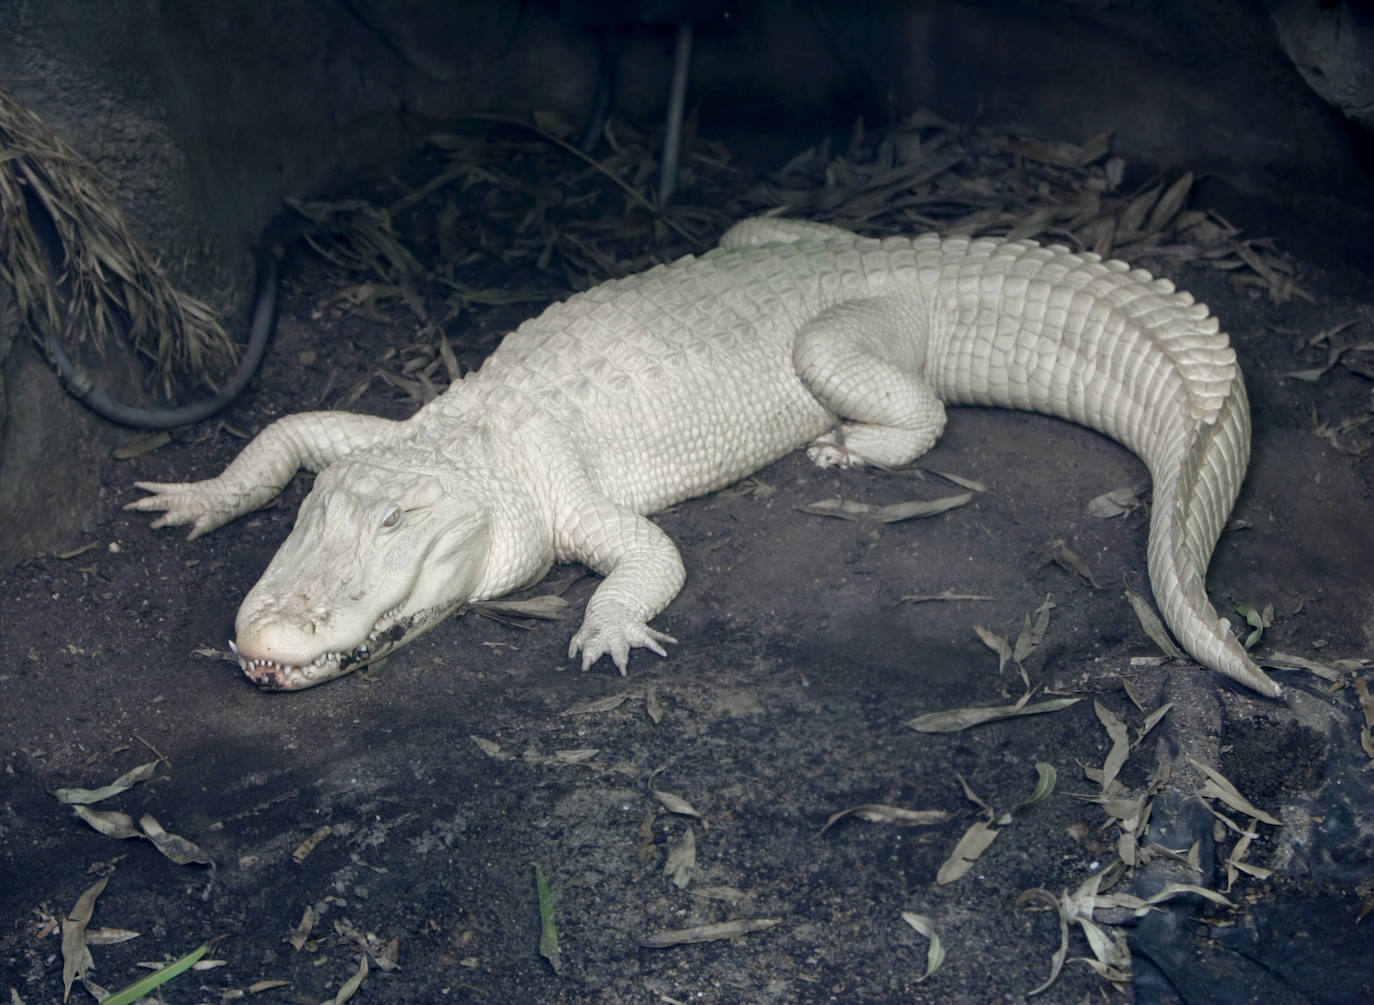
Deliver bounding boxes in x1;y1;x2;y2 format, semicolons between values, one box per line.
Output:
935;764;1057;885
285;106;1303;419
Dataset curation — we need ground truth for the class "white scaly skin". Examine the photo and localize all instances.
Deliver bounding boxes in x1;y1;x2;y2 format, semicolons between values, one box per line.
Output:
128;218;1280;697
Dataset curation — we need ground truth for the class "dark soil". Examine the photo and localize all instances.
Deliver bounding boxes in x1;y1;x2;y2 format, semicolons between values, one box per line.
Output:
2;163;1372;1004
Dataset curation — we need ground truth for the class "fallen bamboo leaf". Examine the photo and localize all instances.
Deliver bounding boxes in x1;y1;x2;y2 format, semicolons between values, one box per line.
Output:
1147;172;1193;233
936;820;1000;884
1136;702;1173;746
1261;651;1342;681
797;492;971;523
1188;758;1281;825
1094;702;1130;795
560;693;629;716
1010;763;1058;815
653;790;701;819
469;735;510;759
900;912;945;982
905;697;1079;733
1234;601;1271;649
113;431;171;459
102;939;213;1005
248;979;293;993
646;686;664;724
900;589;995;603
973;624;1011;674
73;805;143;841
532;863;561;974
690;885;750;904
53;760;161;805
664;826;696;889
1050;541;1104;589
931;470;987;492
822;804;953;832
957;773;994;815
138;814;213;866
1019;887;1069;996
323;954;368;1005
1144;883;1235;911
1013;595;1055;664
639;918;781;948
288;905;315;951
552;748;599;764
1124;589;1185;660
1086;485;1144;518
62;875;108;1001
84;927;140;946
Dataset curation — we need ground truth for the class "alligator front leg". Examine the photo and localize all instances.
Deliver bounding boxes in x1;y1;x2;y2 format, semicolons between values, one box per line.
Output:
126;412;400;539
558;493;685;673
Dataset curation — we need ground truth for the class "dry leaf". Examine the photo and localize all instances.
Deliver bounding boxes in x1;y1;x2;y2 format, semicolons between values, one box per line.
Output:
905;697;1079;733
1087;485;1144;518
798;492;971;522
1010;762;1058;815
822;804;953;832
900;912;946;982
653;790;702;819
469;735;509;759
53;760;161;805
973;624;1011;673
1189;758;1281;825
1094;701;1130;795
663;826;696;889
639;918;780;948
138;814;213;866
288;905;316;951
322;954;368;1005
1013;595;1055;664
61;875;108;1001
560;693;629;716
1124;589;1185;660
937;820;1000;884
931;470;987;492
900;589;995;603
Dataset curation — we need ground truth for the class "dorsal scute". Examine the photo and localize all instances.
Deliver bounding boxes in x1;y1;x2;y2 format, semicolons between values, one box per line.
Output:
980;240;1238;426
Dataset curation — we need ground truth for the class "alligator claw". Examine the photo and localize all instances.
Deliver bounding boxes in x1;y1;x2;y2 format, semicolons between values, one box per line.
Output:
569;615;675;674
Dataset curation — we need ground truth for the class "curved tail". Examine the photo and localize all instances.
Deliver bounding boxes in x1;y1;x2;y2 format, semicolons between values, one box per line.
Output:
926;238;1280;697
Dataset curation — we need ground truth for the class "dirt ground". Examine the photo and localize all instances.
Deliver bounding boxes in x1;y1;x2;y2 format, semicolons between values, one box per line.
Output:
3;158;1373;1004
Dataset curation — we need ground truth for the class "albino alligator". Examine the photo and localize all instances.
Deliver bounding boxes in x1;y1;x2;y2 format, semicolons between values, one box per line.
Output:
128;217;1280;698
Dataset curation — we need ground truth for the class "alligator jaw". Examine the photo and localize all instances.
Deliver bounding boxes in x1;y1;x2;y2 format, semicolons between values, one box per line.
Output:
230;638;359;690
230;607;433;690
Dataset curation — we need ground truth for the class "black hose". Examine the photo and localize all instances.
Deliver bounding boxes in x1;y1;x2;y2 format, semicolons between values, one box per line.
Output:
48;246;281;430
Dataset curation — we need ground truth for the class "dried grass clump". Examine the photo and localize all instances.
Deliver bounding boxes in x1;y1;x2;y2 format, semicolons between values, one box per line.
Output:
0;87;235;393
299;108;1303;313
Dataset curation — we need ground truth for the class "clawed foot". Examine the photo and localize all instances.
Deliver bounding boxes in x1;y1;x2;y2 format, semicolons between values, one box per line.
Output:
568;603;676;674
806;431;865;469
125;479;240;540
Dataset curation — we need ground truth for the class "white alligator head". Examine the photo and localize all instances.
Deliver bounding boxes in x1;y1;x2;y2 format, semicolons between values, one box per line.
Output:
232;458;491;690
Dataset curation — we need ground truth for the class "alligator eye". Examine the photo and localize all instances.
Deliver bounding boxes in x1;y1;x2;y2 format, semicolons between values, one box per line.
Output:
381;505;402;529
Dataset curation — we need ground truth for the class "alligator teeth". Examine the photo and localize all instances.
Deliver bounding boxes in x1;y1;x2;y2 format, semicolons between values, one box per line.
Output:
233;611;397;687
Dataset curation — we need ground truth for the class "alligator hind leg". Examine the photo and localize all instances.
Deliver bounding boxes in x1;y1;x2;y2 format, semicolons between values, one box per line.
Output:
127;412;400;539
794;297;946;468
